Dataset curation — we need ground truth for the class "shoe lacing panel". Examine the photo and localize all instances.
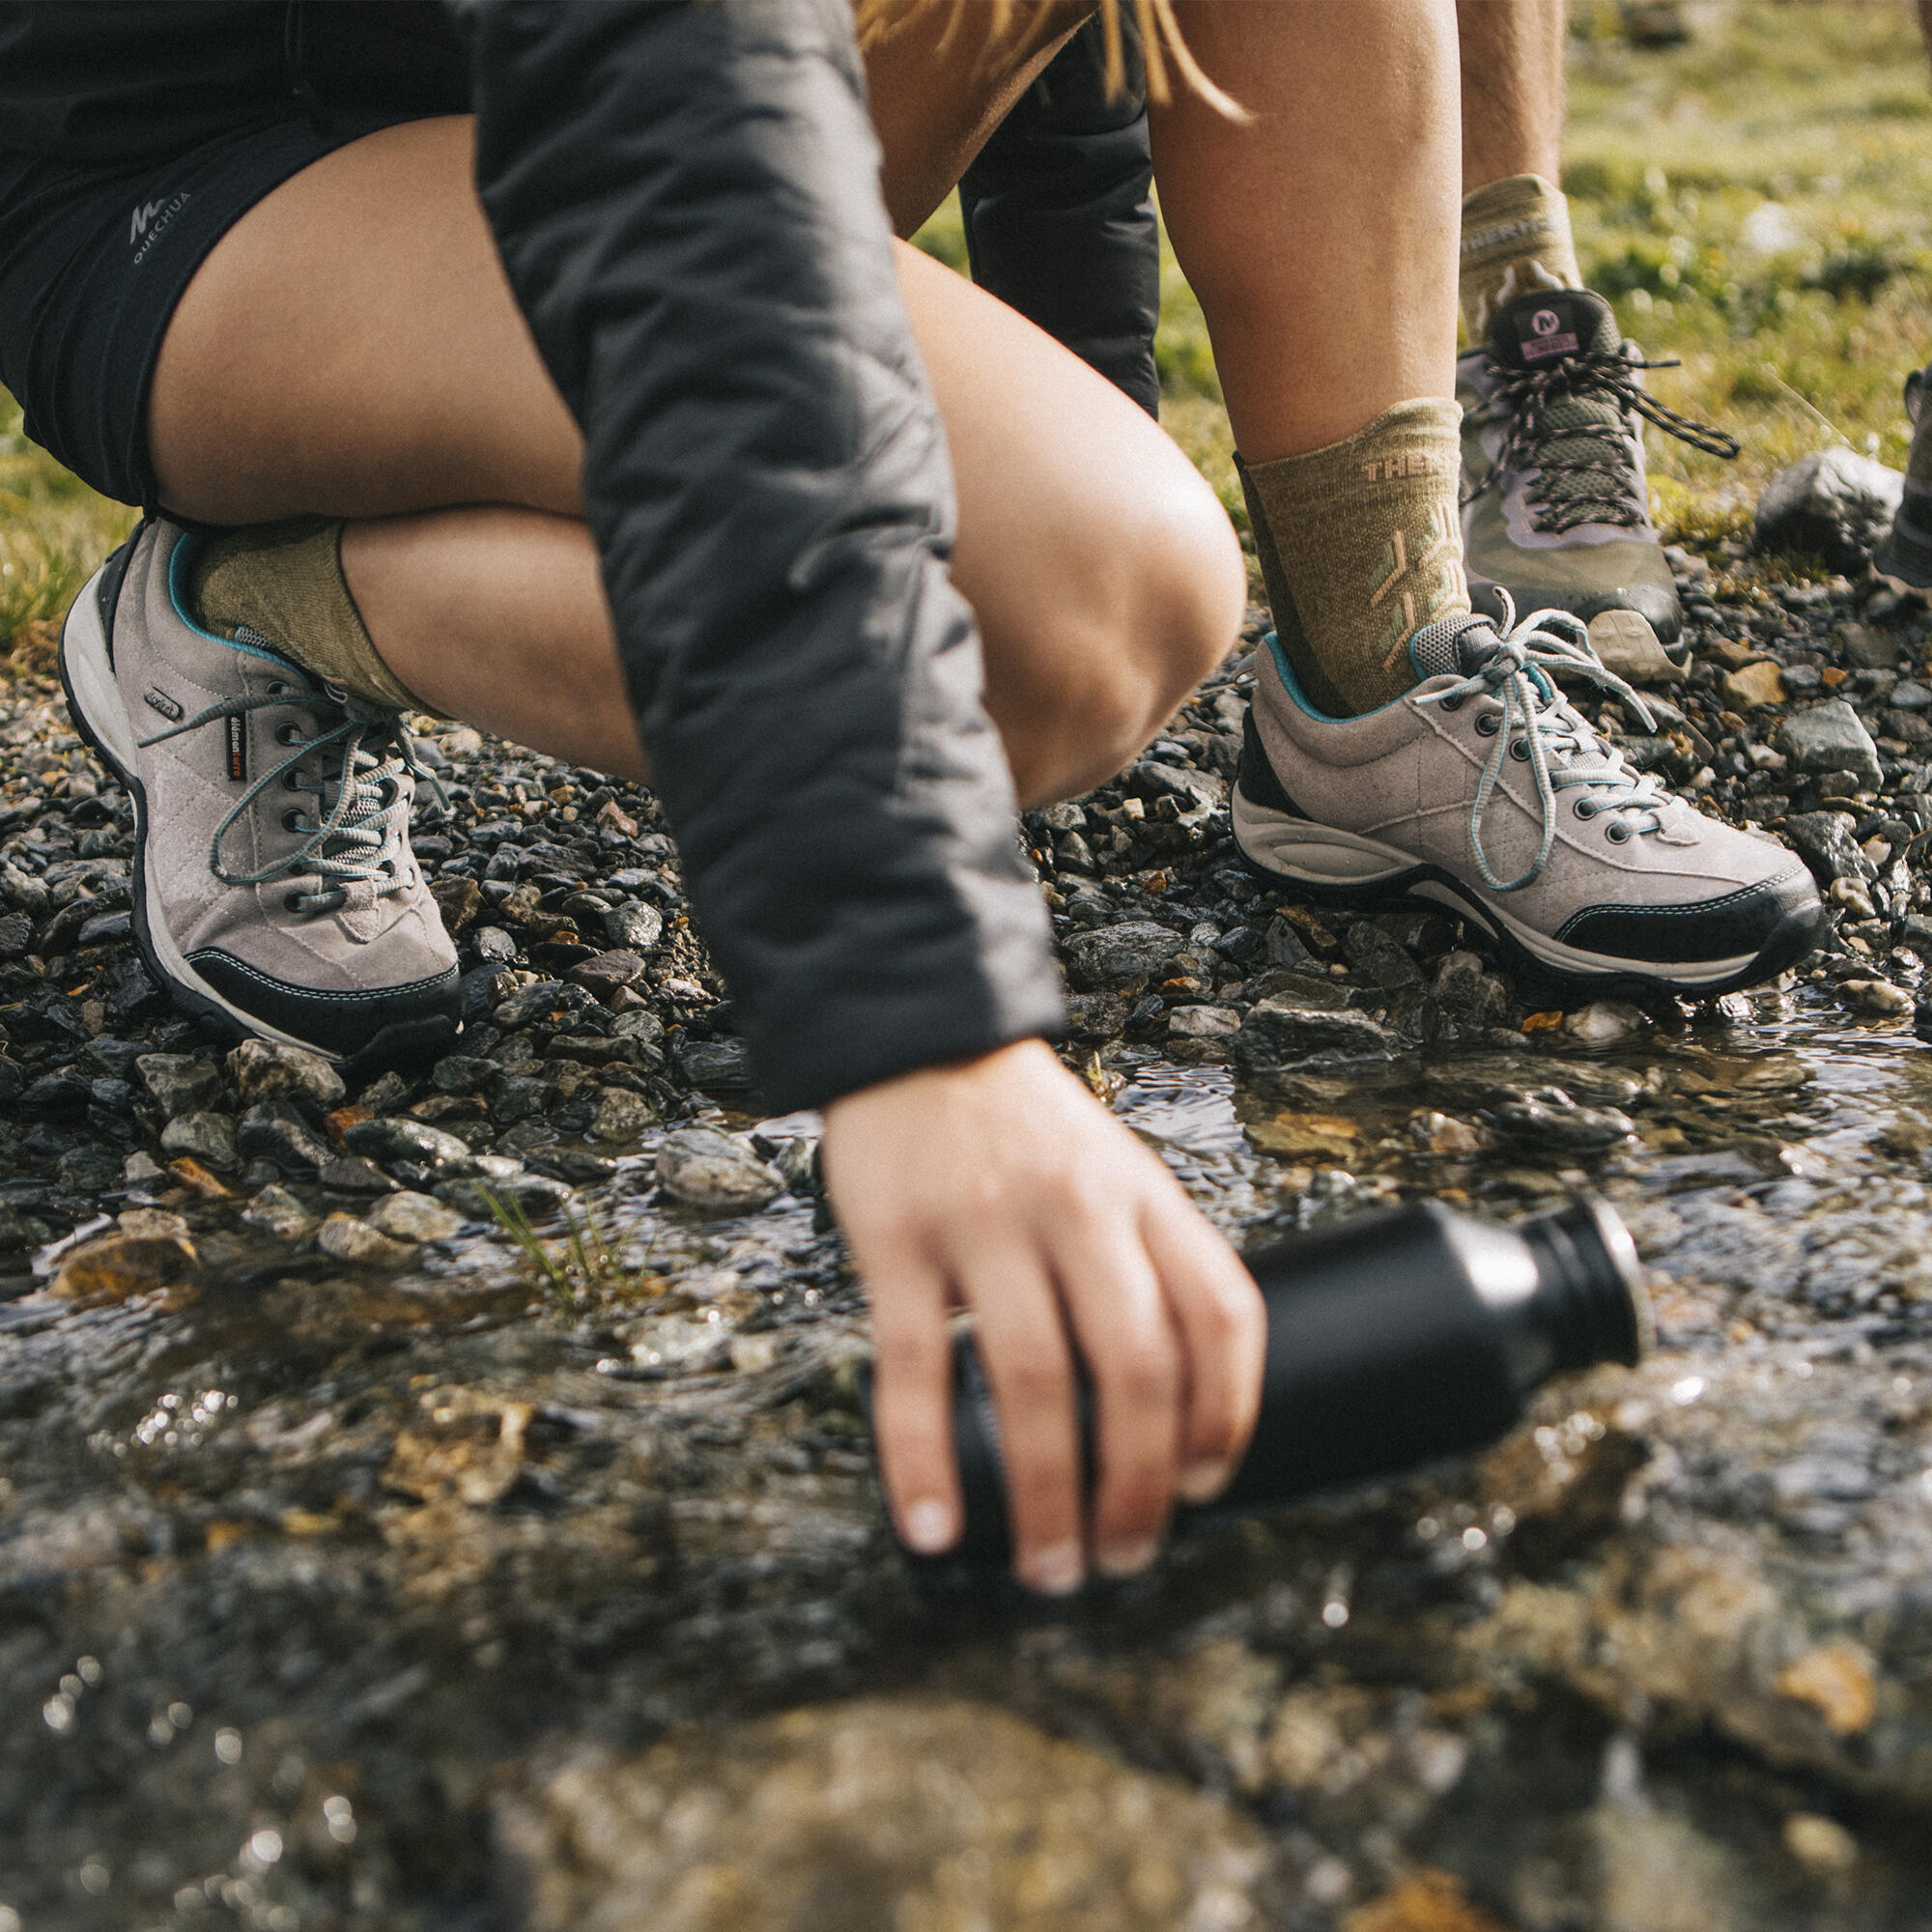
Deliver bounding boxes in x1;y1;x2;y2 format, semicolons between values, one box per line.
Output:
137;643;447;916
1467;344;1739;535
1412;592;1672;894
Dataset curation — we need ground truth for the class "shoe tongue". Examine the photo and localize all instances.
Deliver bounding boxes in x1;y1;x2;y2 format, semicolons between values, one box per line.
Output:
1487;288;1620;373
1408;617;1501;683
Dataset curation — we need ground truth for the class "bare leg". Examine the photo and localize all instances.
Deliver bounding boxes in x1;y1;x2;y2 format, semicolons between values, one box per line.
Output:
1151;0;1463;463
150;116;1239;803
1459;0;1566;193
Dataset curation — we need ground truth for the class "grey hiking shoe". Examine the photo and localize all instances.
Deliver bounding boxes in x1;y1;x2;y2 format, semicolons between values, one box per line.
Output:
1459;288;1739;683
59;518;461;1065
1874;365;1932;591
1233;601;1824;997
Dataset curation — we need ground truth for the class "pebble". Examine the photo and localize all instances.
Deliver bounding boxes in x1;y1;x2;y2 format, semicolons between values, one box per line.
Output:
1752;448;1903;573
1837;978;1910;1017
364;1192;466;1243
136;1052;222;1119
159;1110;240;1172
589;1089;656;1143
1776;701;1883;794
1167;1005;1240;1039
1231;996;1403;1084
225;1037;347;1110
1562;1000;1645;1046
1781;1813;1859;1876
241;1184;319;1241
315;1212;415;1268
601;902;663;953
51;1230;200;1301
655;1127;785;1215
1063;920;1187;991
1718;660;1785;710
343;1117;472;1170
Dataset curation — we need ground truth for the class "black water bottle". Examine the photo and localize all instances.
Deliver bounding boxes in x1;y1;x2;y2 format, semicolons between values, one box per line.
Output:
888;1196;1648;1595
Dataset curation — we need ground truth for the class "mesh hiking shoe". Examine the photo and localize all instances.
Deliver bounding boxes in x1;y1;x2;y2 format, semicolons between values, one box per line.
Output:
1459;288;1739;683
59;518;461;1065
1874;365;1932;592
1233;601;1824;997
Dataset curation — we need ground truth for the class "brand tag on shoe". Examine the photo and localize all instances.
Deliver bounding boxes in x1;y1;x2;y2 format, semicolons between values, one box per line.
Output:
1515;296;1581;363
226;715;247;782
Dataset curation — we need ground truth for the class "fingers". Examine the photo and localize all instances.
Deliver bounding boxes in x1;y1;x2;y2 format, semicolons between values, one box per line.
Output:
1050;1203;1181;1577
866;1252;963;1557
963;1244;1086;1594
1142;1187;1266;1503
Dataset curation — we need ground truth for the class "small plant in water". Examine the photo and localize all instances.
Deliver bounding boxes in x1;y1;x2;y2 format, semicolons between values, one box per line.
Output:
483;1190;662;1307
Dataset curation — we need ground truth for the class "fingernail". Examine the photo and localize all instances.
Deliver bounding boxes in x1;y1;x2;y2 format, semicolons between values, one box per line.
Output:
1024;1541;1085;1596
1096;1537;1158;1579
902;1499;955;1554
1179;1461;1233;1504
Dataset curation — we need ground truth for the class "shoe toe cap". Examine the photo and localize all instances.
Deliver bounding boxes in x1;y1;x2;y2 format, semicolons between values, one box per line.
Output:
1553;864;1825;971
189;949;462;1065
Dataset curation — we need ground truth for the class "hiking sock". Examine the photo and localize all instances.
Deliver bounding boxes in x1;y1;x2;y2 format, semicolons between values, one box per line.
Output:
1237;399;1472;718
1459;173;1582;339
188;518;438;715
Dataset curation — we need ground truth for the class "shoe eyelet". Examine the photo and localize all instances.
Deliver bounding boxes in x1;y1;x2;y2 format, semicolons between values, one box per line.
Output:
1440;695;1464;713
1475;712;1499;736
275;724;303;747
268;681;292;698
283;891;304;912
1574;798;1597;820
1509;739;1531;762
1605;819;1633;844
282;810;306;834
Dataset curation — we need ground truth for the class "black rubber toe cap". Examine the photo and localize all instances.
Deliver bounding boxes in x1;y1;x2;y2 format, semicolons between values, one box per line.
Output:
188;951;461;1065
1554;868;1826;973
1471;578;1683;647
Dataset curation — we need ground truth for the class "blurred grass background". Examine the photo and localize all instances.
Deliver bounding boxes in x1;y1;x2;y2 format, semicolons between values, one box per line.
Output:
2;0;1928;666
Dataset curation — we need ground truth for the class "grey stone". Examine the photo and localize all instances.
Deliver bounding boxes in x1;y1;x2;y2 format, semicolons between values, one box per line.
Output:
315;1213;414;1268
236;1103;332;1170
241;1184;318;1240
492;980;587;1029
159;1110;241;1172
364;1191;466;1243
1781;811;1873;887
225;1037;347;1111
601;901;664;954
136;1052;223;1120
318;1154;400;1195
1262;916;1317;972
1752;448;1904;573
1490;1089;1635;1151
1342;921;1424;989
1168;1005;1240;1039
656;1127;785;1216
436;1171;574;1219
1429;951;1514;1030
589;1088;657;1143
0;910;34;958
1231;997;1402;1081
1837;622;1902;671
1776;702;1883;793
676;1037;755;1097
473;925;518;963
1889;679;1932;713
568;950;647;1000
343;1117;472;1170
1064;921;1187;991
430;1055;497;1095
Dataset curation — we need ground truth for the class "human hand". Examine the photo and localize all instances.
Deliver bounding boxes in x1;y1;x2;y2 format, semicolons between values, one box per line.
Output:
820;1037;1264;1593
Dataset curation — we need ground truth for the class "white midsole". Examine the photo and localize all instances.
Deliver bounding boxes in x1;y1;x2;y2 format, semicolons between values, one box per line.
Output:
1234;787;1759;985
60;574;351;1064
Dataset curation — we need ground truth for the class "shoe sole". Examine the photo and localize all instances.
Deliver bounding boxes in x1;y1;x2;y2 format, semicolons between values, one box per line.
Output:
1232;787;1821;999
1584;609;1686;685
60;567;457;1072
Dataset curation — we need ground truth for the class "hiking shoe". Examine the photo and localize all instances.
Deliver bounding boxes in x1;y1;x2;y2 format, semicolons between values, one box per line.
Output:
1233;602;1824;997
59;518;461;1065
1459;288;1739;683
1874;365;1932;591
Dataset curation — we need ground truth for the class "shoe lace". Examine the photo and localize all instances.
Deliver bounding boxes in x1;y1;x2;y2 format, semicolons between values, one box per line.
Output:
137;644;447;915
1412;591;1673;894
1467;342;1740;535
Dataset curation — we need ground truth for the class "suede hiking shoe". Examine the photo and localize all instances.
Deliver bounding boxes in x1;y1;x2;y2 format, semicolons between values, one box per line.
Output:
59;518;461;1065
1459;287;1739;683
1233;601;1825;997
1874;365;1932;592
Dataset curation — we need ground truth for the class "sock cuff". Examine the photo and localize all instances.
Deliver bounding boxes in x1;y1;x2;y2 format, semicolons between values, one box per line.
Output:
1240;398;1463;512
1461;172;1568;246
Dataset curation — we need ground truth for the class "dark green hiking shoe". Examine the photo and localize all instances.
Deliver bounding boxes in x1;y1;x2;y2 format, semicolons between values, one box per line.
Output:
1875;366;1932;592
1459;288;1739;684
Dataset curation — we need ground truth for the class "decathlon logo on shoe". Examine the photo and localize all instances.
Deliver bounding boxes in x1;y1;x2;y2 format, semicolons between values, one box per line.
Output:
129;190;191;264
1520;303;1579;361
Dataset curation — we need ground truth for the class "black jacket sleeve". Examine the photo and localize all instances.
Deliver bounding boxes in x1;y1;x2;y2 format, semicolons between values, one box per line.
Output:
461;0;1064;1114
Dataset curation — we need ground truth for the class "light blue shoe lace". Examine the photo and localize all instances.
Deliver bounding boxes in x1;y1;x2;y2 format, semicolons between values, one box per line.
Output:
137;636;447;916
1409;591;1671;894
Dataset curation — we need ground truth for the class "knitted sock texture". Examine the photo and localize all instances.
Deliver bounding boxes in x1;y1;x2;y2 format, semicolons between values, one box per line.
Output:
188;518;436;715
1238;399;1471;718
1460;173;1581;338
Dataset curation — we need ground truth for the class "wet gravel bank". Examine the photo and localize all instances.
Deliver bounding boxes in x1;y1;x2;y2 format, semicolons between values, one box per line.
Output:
1;554;1930;1929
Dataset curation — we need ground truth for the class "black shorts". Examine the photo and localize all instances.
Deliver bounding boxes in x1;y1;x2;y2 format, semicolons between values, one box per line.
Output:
0;110;425;510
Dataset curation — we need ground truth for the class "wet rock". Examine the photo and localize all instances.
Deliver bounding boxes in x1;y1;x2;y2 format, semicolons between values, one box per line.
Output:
1836;621;1902;671
599;902;663;954
472;926;517;964
315;1212;414;1268
1232;995;1402;1086
588;1089;656;1144
1753;448;1903;573
1838;978;1910;1018
1410;1110;1484;1155
1064;920;1187;991
241;1184;318;1241
676;1037;756;1098
1489;1088;1635;1151
225;1037;347;1111
1344;920;1424;989
493;979;587;1029
51;1231;200;1301
159;1109;241;1172
1719;660;1785;710
1428;950;1514;1033
1782;1813;1859;1876
136;1052;222;1119
656;1127;785;1215
317;1154;400;1196
364;1191;466;1243
237;1102;333;1171
1775;1642;1877;1736
430;1054;497;1096
1168;1005;1240;1039
496;1698;1281;1932
429;874;483;934
0;909;34;958
343;1117;472;1171
435;1170;574;1220
1776;701;1883;794
567;950;647;1001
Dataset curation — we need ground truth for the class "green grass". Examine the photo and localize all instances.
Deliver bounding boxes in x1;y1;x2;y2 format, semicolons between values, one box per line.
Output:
1;1;1926;665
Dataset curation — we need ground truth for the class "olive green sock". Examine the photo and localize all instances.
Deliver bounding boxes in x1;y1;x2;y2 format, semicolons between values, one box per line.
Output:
1237;399;1471;718
1460;173;1582;339
188;517;438;715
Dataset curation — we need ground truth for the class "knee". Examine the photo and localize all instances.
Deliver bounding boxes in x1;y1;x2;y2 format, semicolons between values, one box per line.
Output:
1012;464;1244;805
